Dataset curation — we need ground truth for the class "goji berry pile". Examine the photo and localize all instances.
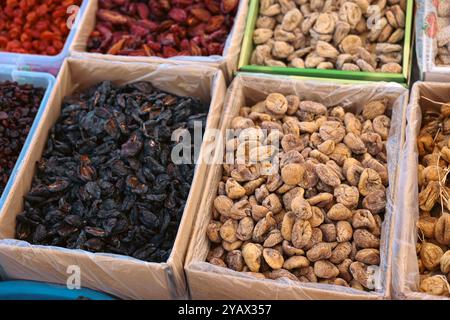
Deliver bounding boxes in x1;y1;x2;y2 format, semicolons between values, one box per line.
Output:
0;0;82;55
87;0;239;57
0;81;44;194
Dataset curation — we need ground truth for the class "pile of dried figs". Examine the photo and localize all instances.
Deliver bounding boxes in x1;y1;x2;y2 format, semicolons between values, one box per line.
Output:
87;0;239;57
251;0;406;73
206;92;392;291
15;81;208;263
416;102;450;297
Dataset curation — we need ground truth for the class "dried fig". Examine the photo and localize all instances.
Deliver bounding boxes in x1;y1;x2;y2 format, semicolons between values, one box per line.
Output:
318;140;335;155
330;242;352;264
307;193;334;208
419;181;440;212
316;163;341;187
266;269;298;281
220;219;238;243
320;223;337;242
358;168;383;196
281;163;305;185
299;101;327;115
420;242;444;271
336;221;353;243
353;229;380;249
283;256;310;270
210;258;227;267
226;250;244;271
338;258;353;282
327;203;353;221
282;187;304;211
420;276;450;296
263;248;285;269
266;93;288;115
350;261;374;289
316;40;339;59
362;190;386;214
334;184;359;209
291;196;313;219
441;250;450;274
281;211;296;241
254;28;274;44
281;9;303;31
362;100;387;120
361;132;383;156
352;209;377;230
355;249;380;265
309;207;325;227
207;221;223;243
263;229;283;247
214;195;233;216
282;240;305;256
306;242;333;262
319;121;346;143
237;217;255;241
340;35;363;55
344;132;367;154
417;216;437;239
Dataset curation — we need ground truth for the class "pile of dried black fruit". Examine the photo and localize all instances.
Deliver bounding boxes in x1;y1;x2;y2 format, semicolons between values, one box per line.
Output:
0;81;43;194
15;81;207;262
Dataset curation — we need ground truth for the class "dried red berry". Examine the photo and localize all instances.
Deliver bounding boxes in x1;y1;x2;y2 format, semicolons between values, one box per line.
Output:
97;9;128;25
205;16;225;33
221;0;239;13
190;8;212;22
86;0;238;57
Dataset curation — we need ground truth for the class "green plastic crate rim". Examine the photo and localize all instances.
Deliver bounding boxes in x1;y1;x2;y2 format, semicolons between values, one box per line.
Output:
238;0;414;84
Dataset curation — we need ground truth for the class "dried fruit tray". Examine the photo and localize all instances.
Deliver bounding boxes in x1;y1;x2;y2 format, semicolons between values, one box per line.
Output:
70;0;249;81
0;65;55;212
0;1;88;75
238;0;414;84
0;58;227;300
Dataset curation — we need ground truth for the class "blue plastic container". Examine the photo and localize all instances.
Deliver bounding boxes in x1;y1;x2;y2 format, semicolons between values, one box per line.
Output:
0;1;88;75
0;280;115;300
0;64;55;211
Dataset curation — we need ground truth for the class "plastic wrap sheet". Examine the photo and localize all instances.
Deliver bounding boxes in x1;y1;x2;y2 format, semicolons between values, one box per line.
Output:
184;73;409;300
0;58;227;300
392;81;450;300
70;0;248;82
416;0;450;81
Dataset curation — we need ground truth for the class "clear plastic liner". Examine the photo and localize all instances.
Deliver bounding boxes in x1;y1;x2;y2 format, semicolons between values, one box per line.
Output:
185;73;409;300
70;0;248;82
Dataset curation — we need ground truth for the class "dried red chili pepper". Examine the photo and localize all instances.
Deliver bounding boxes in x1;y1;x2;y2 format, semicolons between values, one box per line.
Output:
0;0;82;56
87;0;239;57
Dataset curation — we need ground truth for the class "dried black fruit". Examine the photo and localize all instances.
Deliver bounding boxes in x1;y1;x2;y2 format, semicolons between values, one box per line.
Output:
15;81;207;263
